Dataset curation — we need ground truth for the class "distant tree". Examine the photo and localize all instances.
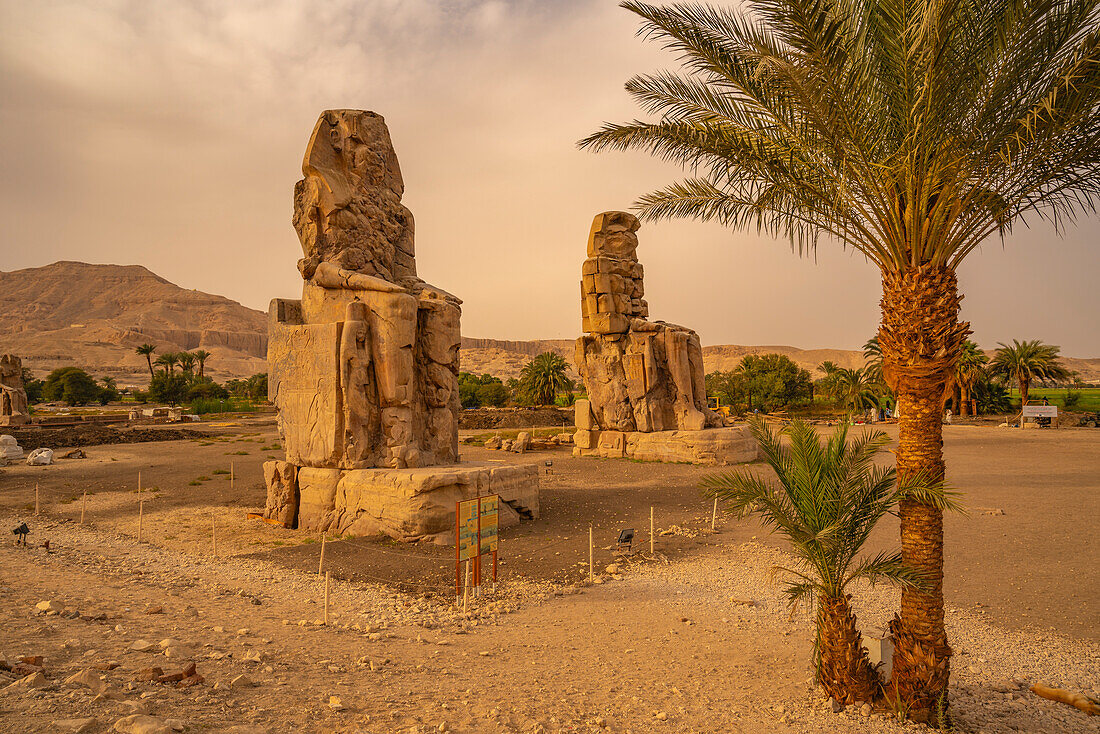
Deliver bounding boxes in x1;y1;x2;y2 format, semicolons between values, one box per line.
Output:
135;344;157;380
177;352;197;374
41;368;102;406
738;354;813;413
192;349;212;378
458;373;509;409
187;378;229;401
862;337;884;385
989;340;1069;407
244;373;268;401
948;341;989;416
827;367;882;417
148;372;189;405
155;353;179;374
519;353;572;406
972;374;1013;415
98;376;119;405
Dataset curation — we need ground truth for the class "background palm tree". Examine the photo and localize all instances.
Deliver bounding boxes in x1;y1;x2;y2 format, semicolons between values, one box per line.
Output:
948;341;989;417
862;337;885;386
155;353;179;374
580;1;1100;717
703;418;924;704
192;349;211;378
831;367;882;419
990;339;1069;408
135;344;157;380
520;352;572;406
177;352;196;375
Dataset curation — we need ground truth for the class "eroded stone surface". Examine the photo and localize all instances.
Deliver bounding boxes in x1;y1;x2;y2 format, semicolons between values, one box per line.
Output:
262;461;299;528
575;213;718;434
0;354;30;427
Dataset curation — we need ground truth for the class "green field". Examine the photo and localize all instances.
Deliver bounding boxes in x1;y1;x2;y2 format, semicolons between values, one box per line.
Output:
1008;387;1100;412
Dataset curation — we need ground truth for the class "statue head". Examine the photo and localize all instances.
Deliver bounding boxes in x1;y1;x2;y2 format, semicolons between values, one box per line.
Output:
304;110;404;207
587;211;640;259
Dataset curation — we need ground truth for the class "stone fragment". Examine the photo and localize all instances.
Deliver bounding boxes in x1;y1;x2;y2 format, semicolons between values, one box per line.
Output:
0;434;23;461
112;714;173;734
51;718;98;733
36;599;65;614
329;695;345;711
65;668;106;694
26;447;54;465
229;674;254;689
135;667;164;682
129;640;155;652
511;432;531;453
483;436;502;449
6;671;47;689
262;461;298;527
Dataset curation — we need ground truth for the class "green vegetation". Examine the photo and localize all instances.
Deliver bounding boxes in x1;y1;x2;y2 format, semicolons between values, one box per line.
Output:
990;340;1070;406
517;352;574;406
458;372;509;408
702;418;926;704
1007;387;1100;411
706;354;813;414
40;367;116;406
190;397;258;415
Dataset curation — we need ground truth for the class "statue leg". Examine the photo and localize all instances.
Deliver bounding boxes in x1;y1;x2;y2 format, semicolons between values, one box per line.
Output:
663;329;707;431
368;291;419;468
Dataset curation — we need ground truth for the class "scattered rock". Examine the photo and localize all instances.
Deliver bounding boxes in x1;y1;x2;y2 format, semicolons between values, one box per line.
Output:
229;674;254;689
605;564;620;574
135;667;164;682
36;599;65;614
61;448;87;459
65;668;106;694
328;695;345;711
26;447;55;465
859;703;872;717
654;711;668;721
142;606;164;615
51;718;98;733
129;640;155;652
6;671;48;690
829;697;843;713
112;714;173;734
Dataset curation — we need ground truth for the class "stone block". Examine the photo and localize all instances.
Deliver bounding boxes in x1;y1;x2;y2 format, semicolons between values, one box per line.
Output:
263;461;299;528
597;430;626;458
573;429;595;449
296;468;343;531
574;399;594;430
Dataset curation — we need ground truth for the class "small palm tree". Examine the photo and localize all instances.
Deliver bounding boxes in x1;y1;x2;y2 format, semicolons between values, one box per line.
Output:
520;352;572;406
862;337;885;386
135;344;157;380
948;341;989;417
702;418;924;704
155;353;179;374
990;340;1069;408
192;349;211;378
177;352;197;375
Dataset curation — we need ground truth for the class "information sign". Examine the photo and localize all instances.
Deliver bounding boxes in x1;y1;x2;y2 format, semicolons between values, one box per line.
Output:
1022;405;1058;418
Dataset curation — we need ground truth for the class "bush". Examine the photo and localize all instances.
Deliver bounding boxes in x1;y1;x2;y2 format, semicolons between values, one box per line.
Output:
458;372;509;408
973;377;1012;414
148;372;190;405
189;398;258;415
707;354;814;413
41;368;103;406
1063;390;1082;409
187;378;229;401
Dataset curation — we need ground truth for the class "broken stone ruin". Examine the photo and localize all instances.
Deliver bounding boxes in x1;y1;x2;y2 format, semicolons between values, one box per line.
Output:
573;212;761;465
0;354;30;427
264;110;539;542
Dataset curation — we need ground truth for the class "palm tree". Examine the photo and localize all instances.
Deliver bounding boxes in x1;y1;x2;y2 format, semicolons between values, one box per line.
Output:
520;352;572;406
702;418;924;704
155;353;179;374
831;367;882;419
580;2;1100;717
863;337;885;386
177;352;197;375
192;349;212;378
135;344;157;380
990;339;1069;408
735;354;766;411
949;341;989;417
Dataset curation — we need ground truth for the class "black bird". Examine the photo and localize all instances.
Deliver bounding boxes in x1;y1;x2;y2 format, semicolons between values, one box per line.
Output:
11;522;29;547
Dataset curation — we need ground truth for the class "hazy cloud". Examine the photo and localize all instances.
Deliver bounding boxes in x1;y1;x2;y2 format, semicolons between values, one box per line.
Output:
1;0;1096;355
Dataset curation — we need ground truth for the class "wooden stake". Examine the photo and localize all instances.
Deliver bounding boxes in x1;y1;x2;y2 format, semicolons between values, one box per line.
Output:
81;489;87;525
589;525;594;581
462;560;471;614
138;498;144;542
35;484;39;516
211;516;217;556
323;571;331;626
650;506;655;555
711;497;718;531
231;462;235;492
319;532;326;575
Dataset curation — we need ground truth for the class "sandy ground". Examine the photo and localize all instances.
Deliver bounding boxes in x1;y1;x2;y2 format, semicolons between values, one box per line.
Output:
0;420;1098;733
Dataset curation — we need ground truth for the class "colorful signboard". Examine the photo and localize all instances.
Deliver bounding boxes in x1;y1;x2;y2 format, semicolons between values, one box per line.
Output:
479;495;498;554
455;494;500;598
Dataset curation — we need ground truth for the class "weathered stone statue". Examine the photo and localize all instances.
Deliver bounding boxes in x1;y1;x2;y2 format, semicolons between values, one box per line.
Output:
574;212;760;465
0;354;30;427
576;212;718;433
265;110;538;540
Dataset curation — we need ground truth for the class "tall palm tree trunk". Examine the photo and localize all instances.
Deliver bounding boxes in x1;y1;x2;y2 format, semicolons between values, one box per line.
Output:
818;594;878;704
879;266;966;723
145;356;154;380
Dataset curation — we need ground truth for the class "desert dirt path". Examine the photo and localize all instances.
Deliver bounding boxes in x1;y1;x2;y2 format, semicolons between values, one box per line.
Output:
3;514;1099;734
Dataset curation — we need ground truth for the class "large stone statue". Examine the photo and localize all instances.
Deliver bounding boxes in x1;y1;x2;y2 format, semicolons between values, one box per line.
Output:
265;110;537;540
574;212;760;465
576;212;718;433
0;355;30;427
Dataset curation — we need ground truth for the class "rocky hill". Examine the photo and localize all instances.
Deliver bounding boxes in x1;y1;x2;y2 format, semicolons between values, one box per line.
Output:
4;262;1097;386
0;262;267;384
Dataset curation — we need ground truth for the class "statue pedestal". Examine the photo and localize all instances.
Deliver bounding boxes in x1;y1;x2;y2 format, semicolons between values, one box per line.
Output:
264;460;540;543
572;426;762;466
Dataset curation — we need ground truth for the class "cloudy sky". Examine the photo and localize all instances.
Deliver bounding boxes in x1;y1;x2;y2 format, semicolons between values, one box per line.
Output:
1;0;1097;355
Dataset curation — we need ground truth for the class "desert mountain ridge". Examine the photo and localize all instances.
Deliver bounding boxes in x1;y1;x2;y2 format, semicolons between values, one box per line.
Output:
2;261;1097;385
